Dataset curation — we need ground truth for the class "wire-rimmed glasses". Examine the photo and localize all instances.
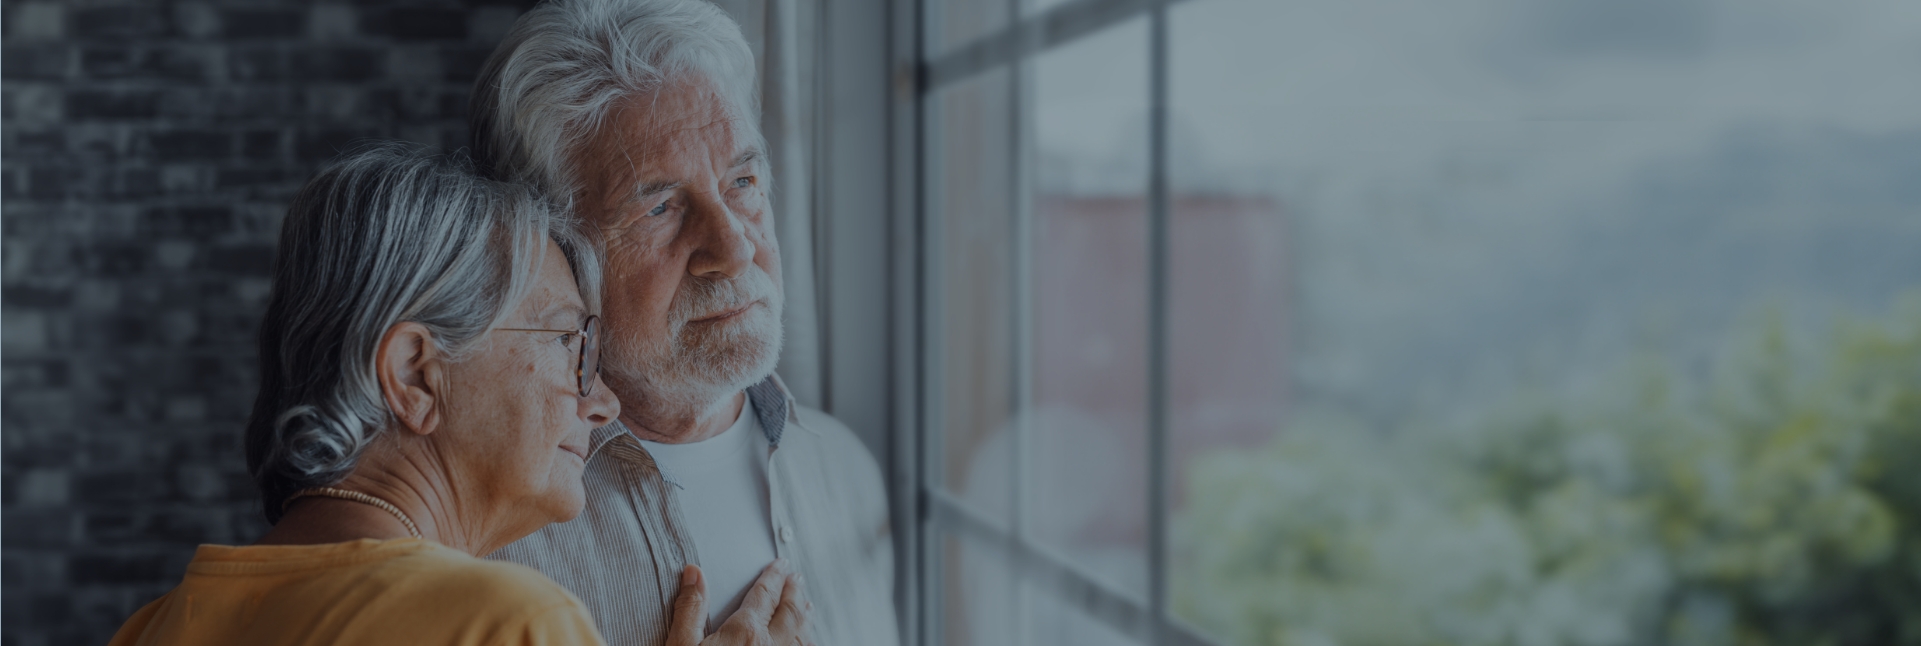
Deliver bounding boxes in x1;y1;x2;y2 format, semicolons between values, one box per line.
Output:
496;315;601;397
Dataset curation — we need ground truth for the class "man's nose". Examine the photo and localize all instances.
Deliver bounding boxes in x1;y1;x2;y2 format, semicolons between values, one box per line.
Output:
683;193;754;279
581;372;619;427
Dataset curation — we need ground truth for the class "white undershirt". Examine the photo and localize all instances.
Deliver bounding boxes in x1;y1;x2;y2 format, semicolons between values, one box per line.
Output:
634;397;778;633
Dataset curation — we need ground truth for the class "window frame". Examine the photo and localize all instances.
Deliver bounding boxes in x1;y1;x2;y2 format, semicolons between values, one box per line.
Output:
883;0;1217;643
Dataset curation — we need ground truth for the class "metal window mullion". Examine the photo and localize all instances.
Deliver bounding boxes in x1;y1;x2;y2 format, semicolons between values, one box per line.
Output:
910;0;946;640
887;0;929;639
1145;0;1172;644
924;0;1158;89
1006;0;1039;635
928;491;1219;646
812;0;837;412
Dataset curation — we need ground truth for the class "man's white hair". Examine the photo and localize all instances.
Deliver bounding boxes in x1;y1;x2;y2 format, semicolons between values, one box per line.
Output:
469;0;763;200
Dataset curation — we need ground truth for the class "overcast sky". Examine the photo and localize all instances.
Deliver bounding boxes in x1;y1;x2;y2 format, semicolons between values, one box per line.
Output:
1021;0;1921;419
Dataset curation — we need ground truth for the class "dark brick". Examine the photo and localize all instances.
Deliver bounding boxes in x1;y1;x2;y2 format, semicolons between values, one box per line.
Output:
28;593;72;625
1;510;74;549
63;89;160;120
364;7;468;41
4;2;533;641
359;87;468;122
441;45;493;83
0;430;78;471
143;129;232;162
241;131;282;160
79;46;213;82
2;359;70;390
167;87;300;119
7;129;67;159
228;47;285;82
75;242;152;278
76;46;134;78
69;6;172;40
294;127;379;162
68;554;171;585
2;44;68;81
72;472;174;506
68;127;130;158
221;9;305;39
2;554;25;587
289;47;385;82
0;592;71;630
69;586;164;639
216;166;279;189
3;285;71;308
79;511;139;543
364;87;464;121
149;510;230;543
139;206;233;237
24;166;82;200
201;244;275;275
82;510;224;545
114;168;163;198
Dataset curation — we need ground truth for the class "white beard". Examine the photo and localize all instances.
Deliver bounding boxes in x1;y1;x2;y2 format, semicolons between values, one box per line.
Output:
604;265;785;419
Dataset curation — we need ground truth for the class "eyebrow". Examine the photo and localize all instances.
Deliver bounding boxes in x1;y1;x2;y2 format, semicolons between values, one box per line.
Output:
631;180;682;201
533;299;589;328
625;149;764;203
731;149;762;170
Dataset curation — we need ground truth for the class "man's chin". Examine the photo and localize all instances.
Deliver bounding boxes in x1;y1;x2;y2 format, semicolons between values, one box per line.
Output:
685;312;783;383
610;340;781;403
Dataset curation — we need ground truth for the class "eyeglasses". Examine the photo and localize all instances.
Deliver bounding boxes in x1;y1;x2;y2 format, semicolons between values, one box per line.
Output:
496;315;601;397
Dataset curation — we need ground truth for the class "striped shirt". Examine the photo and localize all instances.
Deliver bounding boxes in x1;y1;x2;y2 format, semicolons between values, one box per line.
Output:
489;375;900;646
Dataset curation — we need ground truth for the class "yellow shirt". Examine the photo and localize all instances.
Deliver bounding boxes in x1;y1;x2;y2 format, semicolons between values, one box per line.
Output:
108;538;606;646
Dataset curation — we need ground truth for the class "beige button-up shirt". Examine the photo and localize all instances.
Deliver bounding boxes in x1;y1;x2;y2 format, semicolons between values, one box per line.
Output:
490;376;900;646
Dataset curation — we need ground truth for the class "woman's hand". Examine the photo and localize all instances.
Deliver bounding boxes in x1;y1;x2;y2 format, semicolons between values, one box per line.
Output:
667;561;814;646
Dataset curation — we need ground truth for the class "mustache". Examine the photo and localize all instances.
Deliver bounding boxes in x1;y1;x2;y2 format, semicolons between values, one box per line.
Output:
669;267;777;325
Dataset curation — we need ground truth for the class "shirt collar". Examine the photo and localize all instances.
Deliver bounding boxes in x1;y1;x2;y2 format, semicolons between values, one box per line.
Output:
587;374;795;459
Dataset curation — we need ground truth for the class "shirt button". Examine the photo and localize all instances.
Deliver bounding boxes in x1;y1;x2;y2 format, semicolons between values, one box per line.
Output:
779;526;794;543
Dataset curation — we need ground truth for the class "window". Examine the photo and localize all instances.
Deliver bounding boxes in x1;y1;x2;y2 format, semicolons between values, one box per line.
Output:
891;0;1921;644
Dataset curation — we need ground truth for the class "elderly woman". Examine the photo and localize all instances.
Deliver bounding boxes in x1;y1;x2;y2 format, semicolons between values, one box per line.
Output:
108;145;810;646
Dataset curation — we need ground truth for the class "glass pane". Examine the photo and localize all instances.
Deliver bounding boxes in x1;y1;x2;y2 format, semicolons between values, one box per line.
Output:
943;529;1149;646
1166;0;1921;645
926;0;1013;57
1015;577;1148;646
1026;17;1151;598
1022;0;1078;20
938;532;986;646
931;67;1018;523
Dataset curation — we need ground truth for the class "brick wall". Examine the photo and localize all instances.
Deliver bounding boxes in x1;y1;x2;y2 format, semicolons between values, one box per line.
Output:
1;1;540;643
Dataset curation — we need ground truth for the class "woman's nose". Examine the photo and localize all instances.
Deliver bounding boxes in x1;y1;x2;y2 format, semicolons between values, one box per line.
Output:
581;372;620;426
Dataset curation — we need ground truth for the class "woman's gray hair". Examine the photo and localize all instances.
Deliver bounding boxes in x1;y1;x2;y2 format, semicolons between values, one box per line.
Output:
245;143;602;523
468;0;762;200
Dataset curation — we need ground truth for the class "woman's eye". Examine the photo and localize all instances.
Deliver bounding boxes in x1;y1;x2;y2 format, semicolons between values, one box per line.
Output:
646;201;669;217
557;333;577;346
733;176;754;189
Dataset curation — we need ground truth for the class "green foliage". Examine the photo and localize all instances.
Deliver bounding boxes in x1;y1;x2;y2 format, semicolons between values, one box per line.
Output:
1174;297;1921;646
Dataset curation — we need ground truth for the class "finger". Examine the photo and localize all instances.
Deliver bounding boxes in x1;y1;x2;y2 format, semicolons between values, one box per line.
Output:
667;565;707;646
727;559;789;628
768;572;809;645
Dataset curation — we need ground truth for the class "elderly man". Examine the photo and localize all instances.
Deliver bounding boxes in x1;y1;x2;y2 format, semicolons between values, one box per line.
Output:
467;1;898;645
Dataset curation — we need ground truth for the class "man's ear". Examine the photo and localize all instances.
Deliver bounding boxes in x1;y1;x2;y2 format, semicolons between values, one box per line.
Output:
376;321;444;436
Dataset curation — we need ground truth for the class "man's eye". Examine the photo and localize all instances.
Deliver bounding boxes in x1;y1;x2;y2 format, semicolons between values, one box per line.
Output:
733;176;754;189
646;201;669;217
557;333;577;346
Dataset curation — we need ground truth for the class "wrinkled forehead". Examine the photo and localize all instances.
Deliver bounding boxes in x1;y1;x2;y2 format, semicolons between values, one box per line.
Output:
607;77;758;167
511;237;588;327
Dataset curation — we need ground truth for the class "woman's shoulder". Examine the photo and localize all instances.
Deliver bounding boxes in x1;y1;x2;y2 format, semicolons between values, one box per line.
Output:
388;541;586;609
109;540;603;646
372;542;605;644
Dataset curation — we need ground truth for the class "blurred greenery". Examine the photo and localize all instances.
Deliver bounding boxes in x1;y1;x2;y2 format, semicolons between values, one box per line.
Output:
1174;296;1921;646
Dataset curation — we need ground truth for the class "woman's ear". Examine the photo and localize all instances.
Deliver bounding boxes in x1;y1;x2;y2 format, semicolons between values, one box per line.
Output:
377;322;444;436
